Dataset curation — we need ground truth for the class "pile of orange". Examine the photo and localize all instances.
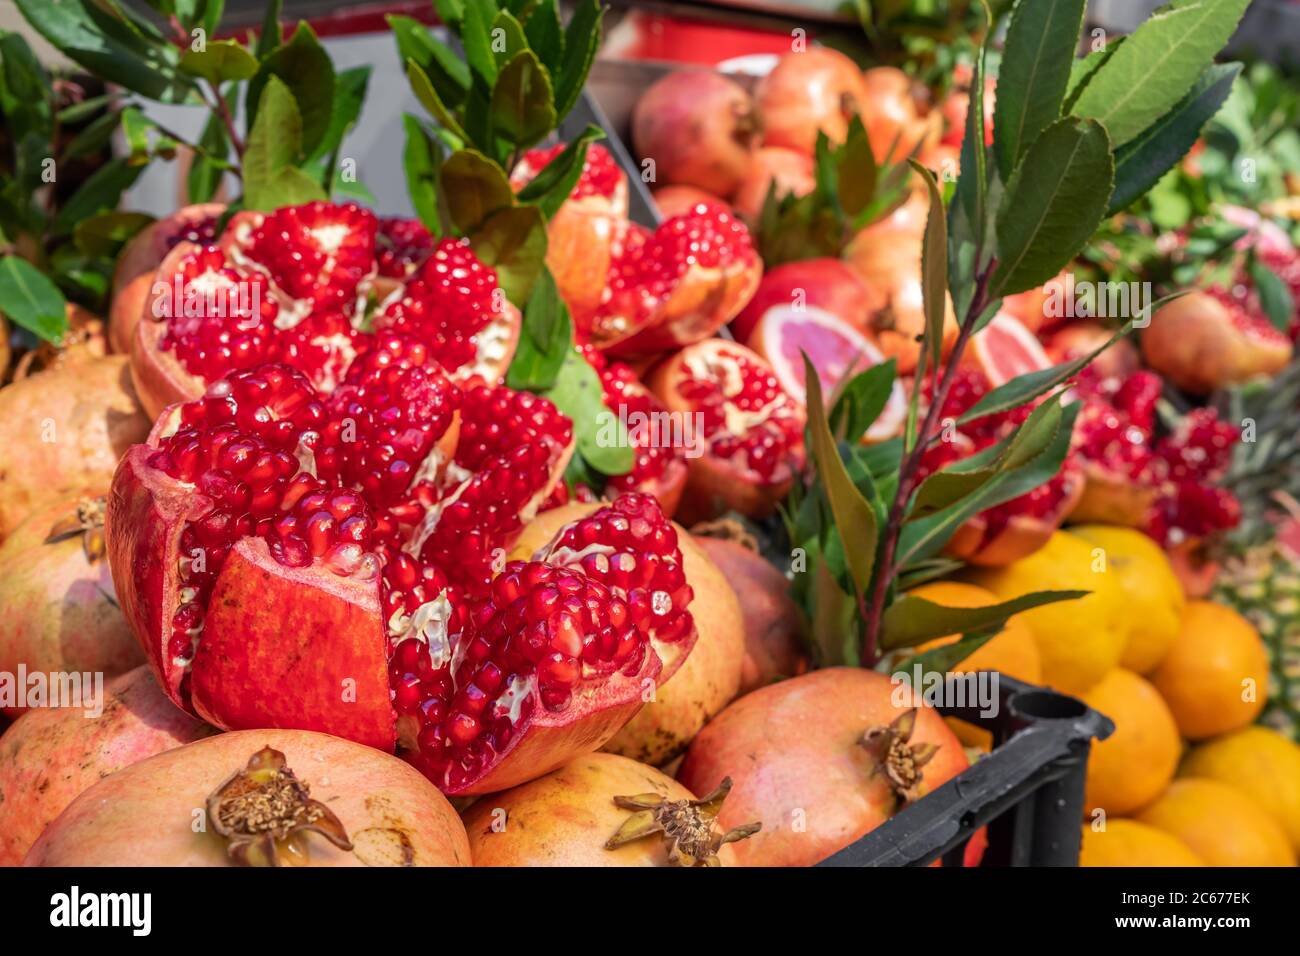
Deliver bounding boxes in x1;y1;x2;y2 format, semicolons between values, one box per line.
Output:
913;526;1299;867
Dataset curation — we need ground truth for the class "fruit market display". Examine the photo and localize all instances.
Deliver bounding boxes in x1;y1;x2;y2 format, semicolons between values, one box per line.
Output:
0;0;1298;875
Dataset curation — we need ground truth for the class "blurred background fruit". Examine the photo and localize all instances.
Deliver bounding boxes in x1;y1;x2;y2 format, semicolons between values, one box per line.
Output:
1081;669;1182;817
1079;820;1204;867
1180;726;1300;853
1136;778;1296;868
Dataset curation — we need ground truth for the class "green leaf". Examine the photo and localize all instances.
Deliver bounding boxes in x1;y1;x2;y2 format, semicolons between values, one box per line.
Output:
179;38;257;85
460;0;499;88
441;149;515;233
255;0;282;59
508;267;572;390
804;354;877;598
188;107;230;203
993;0;1086;181
307;65;371;168
467;204;547;305
1069;0;1251;147
52;158;143;235
73;210;154;257
835;117;877;219
948;4;992;307
200;0;225;36
0;255;67;342
62;108;121;160
910;160;948;369
829;360;898;445
407;60;469;144
15;0;197;104
881;590;1087;650
554;0;602;120
243;75;327;210
402;115;444;238
990;117;1113;298
491;50;556;154
247;22;334;159
515;125;604;219
490;10;528;66
1108;62;1240;215
1249;258;1296;335
387;14;469;108
524;0;564;73
902;629;1003;673
54;91;123;124
0;32;52;146
542;348;635;476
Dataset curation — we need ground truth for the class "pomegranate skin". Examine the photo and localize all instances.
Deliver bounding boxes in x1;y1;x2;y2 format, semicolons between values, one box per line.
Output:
462;752;740;866
23;729;472;867
730;258;872;342
633;71;757;198
756;48;871;156
1046;321;1141;380
0;494;142;717
652;185;725;219
0;667;213;865
0;355;150;540
678;667;970;866
1142;290;1293;394
693;537;806;694
109;203;225;355
732;147;815;223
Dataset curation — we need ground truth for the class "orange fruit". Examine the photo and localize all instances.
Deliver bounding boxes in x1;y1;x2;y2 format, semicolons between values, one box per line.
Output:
1079;820;1204;867
1136;778;1296;867
1150;600;1268;740
908;581;1041;749
1081;669;1182;816
1181;726;1300;853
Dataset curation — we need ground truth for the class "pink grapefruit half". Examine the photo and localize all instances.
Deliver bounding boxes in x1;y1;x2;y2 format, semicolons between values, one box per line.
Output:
747;303;906;442
969;311;1053;387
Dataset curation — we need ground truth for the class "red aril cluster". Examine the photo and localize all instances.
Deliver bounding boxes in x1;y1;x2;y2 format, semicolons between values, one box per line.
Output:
376;217;434;279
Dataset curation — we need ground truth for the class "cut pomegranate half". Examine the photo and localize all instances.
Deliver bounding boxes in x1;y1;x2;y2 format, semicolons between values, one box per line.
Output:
376;217;434;280
746;303;907;443
587;204;762;356
967;311;1053;387
649;339;807;523
108;361;676;796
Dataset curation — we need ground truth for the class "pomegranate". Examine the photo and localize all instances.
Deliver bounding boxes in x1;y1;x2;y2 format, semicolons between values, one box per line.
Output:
693;535;807;694
0;354;150;540
512;143;629;320
23;729;471;866
0;494;141;717
579;345;687;518
107;370;706;795
649;339;806;523
109;203;224;354
0;666;213;865
940;64;995;148
375;217;434;280
731;146;815;223
10;302;111;377
652;185;725;219
860;66;941;164
632;71;758;198
1046;321;1141;380
677;667;974;866
1141;289;1292;394
462;752;759;866
512;502;744;766
730;257;873;342
918;369;1083;566
132;201;521;418
585;204;762;356
756;48;870;156
1069;368;1241;546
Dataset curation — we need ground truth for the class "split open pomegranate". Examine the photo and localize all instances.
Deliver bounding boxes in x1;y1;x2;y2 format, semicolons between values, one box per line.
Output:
108;344;696;795
131;201;521;419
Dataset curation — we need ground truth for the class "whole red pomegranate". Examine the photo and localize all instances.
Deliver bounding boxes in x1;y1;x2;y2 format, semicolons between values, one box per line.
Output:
633;71;758;198
731;146;815;223
108;364;707;796
652;185;725;219
0;494;141;717
860;66;941;164
513;502;744;766
0;354;150;540
693;535;806;694
24;729;471;866
649;339;807;523
756;48;870;156
1141;288;1292;394
1046;321;1141;380
678;667;973;866
0;666;212;865
511;143;629;320
132;201;521;419
940;64;996;148
730;257;872;343
109;203;224;354
462;752;759;866
586;204;762;356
